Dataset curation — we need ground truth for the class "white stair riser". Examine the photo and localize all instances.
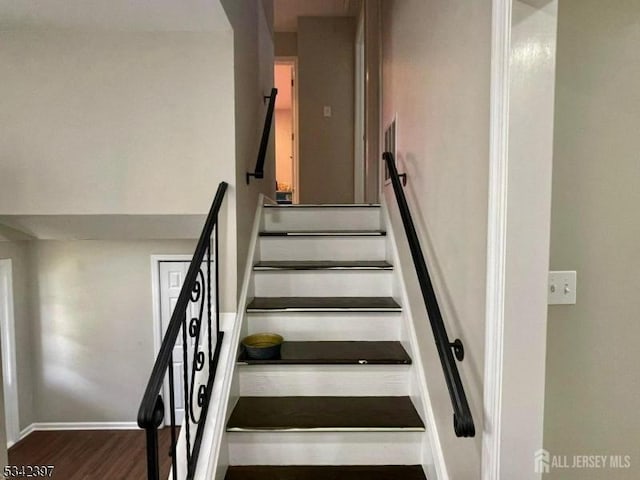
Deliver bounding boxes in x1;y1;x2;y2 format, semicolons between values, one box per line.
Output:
253;270;393;297
263;207;381;232
259;237;386;261
238;365;411;397
246;312;402;341
227;431;423;465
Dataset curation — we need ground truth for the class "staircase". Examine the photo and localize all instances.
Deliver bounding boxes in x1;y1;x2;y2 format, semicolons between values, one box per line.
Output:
224;204;428;479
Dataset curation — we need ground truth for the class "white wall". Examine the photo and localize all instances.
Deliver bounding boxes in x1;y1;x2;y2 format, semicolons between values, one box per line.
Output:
0;29;235;216
545;1;640;477
381;0;491;476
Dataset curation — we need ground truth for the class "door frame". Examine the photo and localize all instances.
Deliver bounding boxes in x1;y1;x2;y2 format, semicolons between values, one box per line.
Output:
274;57;300;204
354;4;366;203
0;259;20;447
150;254;193;427
483;1;558;478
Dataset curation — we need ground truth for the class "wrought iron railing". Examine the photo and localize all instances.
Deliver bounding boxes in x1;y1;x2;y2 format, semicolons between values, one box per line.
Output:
138;181;228;479
246;87;278;184
383;152;475;438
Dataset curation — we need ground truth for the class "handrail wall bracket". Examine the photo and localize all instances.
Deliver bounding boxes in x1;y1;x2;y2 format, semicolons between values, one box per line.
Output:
450;339;465;362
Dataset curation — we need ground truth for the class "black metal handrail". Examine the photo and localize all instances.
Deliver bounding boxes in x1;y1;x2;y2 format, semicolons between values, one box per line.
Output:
138;181;229;479
246;87;278;184
383;152;475;438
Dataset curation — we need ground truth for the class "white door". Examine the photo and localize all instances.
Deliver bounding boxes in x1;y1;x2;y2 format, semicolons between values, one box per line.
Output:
159;261;188;424
354;9;365;203
159;260;216;425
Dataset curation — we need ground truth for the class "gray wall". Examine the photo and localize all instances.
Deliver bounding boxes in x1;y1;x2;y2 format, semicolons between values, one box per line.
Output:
381;0;490;476
275;32;297;57
545;1;640;477
29;240;195;423
0;30;236;217
364;1;380;204
222;0;276;296
0;28;240;314
1;240;197;425
298;17;356;204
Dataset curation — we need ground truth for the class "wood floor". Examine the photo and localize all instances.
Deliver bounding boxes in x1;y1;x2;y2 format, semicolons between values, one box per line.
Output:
8;429;173;479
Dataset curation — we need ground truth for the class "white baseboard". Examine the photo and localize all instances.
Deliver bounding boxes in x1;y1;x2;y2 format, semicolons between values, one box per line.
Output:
18;422;139;441
203;195;266;480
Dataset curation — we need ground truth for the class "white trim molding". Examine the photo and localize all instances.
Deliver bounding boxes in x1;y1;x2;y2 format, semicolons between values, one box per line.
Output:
483;1;558;479
0;259;20;448
381;201;447;480
18;422;139;443
200;194;266;480
482;0;512;478
29;422;139;431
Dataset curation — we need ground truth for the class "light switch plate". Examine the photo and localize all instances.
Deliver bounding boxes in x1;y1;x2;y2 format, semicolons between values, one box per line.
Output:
548;271;577;305
323;106;332;117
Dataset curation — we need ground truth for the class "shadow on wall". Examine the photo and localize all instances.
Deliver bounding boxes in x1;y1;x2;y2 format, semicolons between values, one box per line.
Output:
395;152;485;399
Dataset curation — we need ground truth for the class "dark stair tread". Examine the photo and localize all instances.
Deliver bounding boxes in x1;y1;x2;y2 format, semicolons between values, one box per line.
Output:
264;203;381;208
227;396;424;431
254;260;393;271
225;465;426;480
238;341;411;365
247;297;402;312
260;230;386;237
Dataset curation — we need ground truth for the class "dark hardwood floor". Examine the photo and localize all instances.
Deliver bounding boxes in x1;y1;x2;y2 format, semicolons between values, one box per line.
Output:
8;429;173;479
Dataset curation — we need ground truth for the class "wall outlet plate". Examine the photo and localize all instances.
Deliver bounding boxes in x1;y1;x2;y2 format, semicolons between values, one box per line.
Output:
548;271;577;305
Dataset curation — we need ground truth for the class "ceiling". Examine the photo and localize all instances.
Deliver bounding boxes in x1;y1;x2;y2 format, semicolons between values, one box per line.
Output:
274;0;361;32
0;0;229;31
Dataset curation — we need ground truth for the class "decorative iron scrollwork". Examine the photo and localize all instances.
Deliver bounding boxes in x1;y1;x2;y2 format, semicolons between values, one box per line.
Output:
137;181;228;480
188;269;207;424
